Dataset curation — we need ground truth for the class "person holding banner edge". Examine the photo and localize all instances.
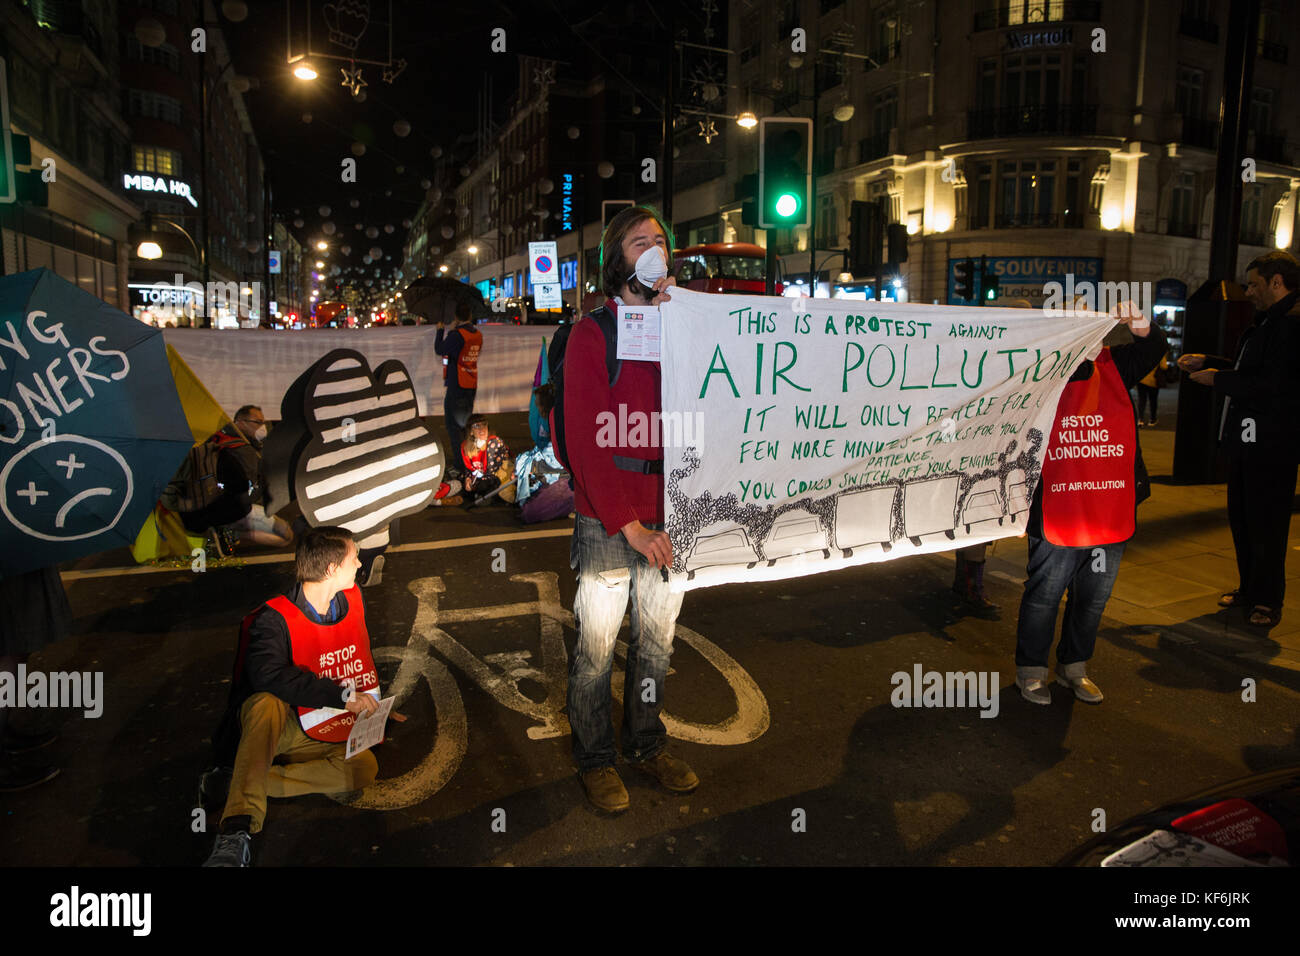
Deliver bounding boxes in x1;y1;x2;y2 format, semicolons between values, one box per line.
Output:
1014;302;1167;705
1177;251;1300;629
556;205;699;813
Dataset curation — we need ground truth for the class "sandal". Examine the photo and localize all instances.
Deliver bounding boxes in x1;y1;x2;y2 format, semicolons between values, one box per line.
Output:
1248;606;1281;628
1219;590;1242;608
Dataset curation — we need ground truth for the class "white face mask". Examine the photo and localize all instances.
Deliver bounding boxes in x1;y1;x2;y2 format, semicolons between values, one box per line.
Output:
627;245;668;288
253;424;268;443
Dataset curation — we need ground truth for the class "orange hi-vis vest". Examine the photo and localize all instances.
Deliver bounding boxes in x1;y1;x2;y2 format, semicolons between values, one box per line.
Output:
1039;348;1137;547
265;585;380;742
456;327;483;389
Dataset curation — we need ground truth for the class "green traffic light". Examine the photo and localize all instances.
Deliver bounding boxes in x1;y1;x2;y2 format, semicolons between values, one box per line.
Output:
776;193;799;218
985;287;996;300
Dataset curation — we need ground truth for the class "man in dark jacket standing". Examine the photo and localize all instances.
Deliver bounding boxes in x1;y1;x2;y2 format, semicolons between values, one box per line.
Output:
1015;304;1167;705
203;527;380;865
435;302;484;475
1179;250;1300;628
554;206;698;813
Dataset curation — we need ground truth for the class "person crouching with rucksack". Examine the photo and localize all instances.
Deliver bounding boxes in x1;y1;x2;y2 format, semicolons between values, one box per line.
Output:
1014;304;1167;706
203;527;381;865
551;205;699;813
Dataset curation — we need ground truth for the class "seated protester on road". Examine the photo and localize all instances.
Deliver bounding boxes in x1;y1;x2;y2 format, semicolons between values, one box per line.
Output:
203;526;381;866
220;406;293;548
180;406;293;552
1013;303;1167;706
459;414;512;504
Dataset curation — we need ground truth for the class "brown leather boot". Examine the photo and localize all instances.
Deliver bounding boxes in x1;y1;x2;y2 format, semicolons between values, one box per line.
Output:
580;766;630;812
630;751;700;793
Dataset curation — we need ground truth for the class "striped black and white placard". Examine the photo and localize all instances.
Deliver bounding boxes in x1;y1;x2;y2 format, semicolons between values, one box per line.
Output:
293;350;444;542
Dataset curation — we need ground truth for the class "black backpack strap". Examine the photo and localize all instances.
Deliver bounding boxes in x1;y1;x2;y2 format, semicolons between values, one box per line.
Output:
589;305;622;386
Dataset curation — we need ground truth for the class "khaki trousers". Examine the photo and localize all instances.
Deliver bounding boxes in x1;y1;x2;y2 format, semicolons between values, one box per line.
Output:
221;692;378;833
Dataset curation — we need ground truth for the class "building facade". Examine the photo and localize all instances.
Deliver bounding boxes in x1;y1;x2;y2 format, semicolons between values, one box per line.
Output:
120;0;266;327
0;0;137;311
722;0;1299;352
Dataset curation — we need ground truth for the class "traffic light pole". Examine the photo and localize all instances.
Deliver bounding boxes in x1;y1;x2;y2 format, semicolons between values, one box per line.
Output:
765;233;777;296
661;3;675;223
808;62;817;296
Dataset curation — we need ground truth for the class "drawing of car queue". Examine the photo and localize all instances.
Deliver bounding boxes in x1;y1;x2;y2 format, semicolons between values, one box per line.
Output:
683;470;1032;579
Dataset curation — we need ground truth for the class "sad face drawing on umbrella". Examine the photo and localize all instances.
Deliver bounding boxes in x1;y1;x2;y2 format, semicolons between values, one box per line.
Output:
0;434;134;542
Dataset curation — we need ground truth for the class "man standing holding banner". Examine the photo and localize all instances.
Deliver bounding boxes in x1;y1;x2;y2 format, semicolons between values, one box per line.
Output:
557;206;699;813
1014;303;1167;705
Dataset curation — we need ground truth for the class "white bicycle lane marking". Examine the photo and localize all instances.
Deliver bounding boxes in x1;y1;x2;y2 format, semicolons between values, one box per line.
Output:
337;571;771;811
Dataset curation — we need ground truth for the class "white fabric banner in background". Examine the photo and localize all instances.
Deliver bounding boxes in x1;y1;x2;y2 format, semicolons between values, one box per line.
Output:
163;324;558;419
659;289;1115;592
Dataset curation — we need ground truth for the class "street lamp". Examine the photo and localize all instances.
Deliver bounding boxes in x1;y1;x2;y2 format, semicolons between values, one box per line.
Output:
737;111;758;129
136;212;201;262
292;61;318;80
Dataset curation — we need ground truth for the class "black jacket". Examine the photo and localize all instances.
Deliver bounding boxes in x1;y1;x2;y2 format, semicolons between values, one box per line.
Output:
211;584;356;763
1203;291;1300;460
1028;325;1169;540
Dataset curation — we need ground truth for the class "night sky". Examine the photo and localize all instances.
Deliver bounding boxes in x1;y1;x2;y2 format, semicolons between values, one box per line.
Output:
218;0;683;290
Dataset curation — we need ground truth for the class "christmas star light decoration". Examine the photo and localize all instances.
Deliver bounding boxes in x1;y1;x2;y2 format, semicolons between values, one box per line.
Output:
341;64;367;95
382;57;407;83
533;63;554;88
698;118;718;144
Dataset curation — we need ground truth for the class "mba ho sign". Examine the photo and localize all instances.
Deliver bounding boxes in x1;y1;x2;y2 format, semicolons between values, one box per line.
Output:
122;172;197;208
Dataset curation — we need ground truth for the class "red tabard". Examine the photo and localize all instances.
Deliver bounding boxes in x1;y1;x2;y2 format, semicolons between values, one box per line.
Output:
265;586;380;742
1040;349;1137;546
456;327;483;389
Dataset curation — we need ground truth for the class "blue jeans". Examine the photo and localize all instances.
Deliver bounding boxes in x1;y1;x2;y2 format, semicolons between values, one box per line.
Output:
568;512;684;772
1014;535;1126;680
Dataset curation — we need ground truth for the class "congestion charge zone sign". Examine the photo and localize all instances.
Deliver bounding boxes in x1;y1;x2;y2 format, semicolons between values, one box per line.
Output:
946;256;1102;306
529;241;561;309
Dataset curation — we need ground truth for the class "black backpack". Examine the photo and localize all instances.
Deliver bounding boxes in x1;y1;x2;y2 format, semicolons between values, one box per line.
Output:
546;305;618;470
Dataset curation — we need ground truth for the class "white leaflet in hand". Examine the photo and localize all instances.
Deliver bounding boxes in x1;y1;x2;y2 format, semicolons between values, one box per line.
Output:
345;695;396;759
616;303;662;361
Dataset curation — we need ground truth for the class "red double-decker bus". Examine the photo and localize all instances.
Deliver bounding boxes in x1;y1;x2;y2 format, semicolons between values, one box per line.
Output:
313;301;348;327
672;242;783;295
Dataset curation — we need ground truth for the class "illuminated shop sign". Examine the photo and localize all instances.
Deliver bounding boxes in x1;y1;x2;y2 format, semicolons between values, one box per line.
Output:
122;172;198;207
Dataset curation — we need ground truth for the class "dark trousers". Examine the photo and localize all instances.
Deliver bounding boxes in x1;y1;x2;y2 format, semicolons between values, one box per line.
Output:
1015;536;1126;677
1135;384;1159;422
443;387;476;468
1226;451;1298;609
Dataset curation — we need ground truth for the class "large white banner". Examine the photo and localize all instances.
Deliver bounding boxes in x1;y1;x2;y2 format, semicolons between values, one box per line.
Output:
660;289;1114;591
163;324;558;419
